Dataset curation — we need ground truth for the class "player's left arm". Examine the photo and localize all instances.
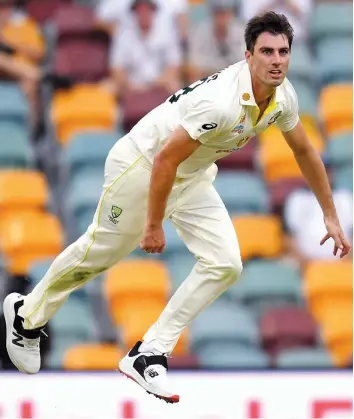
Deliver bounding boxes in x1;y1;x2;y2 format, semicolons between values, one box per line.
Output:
282;120;351;258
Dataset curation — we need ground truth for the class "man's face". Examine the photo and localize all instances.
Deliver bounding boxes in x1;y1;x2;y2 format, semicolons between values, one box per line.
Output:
135;3;155;30
245;32;291;87
214;9;233;29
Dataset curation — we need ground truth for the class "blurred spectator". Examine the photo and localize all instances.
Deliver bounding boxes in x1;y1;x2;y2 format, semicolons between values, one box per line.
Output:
0;0;45;128
283;187;353;268
188;0;245;83
240;0;313;41
96;0;188;45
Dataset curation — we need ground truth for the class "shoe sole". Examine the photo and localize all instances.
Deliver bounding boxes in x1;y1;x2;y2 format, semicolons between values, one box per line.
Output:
118;361;180;404
3;294;37;375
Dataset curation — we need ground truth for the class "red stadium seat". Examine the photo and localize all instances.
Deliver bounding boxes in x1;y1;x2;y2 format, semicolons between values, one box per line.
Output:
260;306;318;359
52;4;96;37
268;178;308;215
26;0;68;24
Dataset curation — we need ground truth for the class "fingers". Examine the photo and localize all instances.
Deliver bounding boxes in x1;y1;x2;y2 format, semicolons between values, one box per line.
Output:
339;236;351;259
320;233;330;246
140;240;165;254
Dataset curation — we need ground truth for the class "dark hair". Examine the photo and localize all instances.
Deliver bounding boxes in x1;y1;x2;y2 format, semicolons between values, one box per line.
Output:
244;11;294;53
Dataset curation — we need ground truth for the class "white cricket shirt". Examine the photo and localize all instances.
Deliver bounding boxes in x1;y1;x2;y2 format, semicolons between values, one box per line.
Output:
129;60;300;178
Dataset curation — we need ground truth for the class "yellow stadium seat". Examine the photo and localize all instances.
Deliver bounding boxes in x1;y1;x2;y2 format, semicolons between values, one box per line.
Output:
232;215;283;261
0;212;63;275
63;343;124;370
319;84;353;136
0;170;48;221
321;306;353;367
258;120;323;182
304;261;353;322
51;84;117;145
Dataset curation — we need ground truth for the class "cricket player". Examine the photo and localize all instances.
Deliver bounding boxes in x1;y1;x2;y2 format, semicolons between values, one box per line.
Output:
4;11;351;403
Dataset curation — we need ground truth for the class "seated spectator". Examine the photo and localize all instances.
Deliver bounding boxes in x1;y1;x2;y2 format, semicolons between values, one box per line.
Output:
106;0;182;131
188;0;245;83
283;187;353;268
0;0;45;129
96;0;188;46
240;0;313;41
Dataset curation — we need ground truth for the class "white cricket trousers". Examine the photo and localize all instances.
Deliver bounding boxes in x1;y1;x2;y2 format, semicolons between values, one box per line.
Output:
19;135;243;355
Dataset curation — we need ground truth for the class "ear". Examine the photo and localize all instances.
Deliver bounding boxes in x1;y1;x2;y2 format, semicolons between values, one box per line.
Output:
245;50;251;62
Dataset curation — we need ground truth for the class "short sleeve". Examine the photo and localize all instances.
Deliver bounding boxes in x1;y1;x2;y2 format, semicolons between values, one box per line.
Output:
276;81;300;133
179;100;229;144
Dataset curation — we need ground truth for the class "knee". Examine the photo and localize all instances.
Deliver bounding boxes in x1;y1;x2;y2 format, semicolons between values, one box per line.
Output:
208;253;243;283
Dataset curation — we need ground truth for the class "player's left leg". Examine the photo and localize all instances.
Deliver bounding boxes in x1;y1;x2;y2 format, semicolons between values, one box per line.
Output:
120;167;243;400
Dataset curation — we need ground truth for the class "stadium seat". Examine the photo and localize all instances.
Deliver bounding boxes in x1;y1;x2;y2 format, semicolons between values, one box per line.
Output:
166;251;197;291
52;3;96;37
51;84;117;145
198;345;270;369
309;2;353;42
268;177;308;215
28;258;53;285
276;347;333;369
64;131;117;176
321;306;353;367
287;42;314;83
189;3;209;25
289;80;318;118
213;171;270;214
0;82;29;130
304;261;352;323
216;139;256;171
258;123;323;182
333;165;353;192
161;219;187;256
104;259;171;324
325;132;353;167
319;84;353;136
26;0;65;24
0;122;32;168
0;170;48;222
230;260;303;316
232;215;283;261
260;307;318;358
190;301;260;352
63;343;124;370
0;212;63;275
316;37;353;85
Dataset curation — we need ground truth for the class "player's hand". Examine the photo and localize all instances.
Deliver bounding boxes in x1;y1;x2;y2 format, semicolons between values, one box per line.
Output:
321;216;351;258
140;224;166;254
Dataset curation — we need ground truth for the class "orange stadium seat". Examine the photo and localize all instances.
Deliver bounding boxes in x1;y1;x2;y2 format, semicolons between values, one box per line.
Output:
321;306;353;367
319;84;353;136
232;215;283;261
63;343;124;370
0;212;64;275
258;120;323;182
51;84;117;145
0;170;48;222
304;261;353;323
104;259;171;324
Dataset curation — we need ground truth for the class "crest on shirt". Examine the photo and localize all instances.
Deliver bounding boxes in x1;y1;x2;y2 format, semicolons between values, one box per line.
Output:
232;113;246;134
268;111;282;126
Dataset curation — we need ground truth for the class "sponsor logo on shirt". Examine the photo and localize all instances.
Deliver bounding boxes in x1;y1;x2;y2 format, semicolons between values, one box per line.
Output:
231;113;246;133
216;136;251;153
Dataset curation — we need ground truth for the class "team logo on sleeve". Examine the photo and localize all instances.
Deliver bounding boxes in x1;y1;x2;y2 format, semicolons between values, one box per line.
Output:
268;111;282;126
198;122;218;133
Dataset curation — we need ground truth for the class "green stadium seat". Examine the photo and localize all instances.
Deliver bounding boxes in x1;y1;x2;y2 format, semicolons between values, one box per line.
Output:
316;37;353;86
326;132;353;167
309;2;353;42
229;260;303;317
64;131;117;177
288;42;314;82
0;82;29;129
189;3;209;25
190;301;260;352
289;79;318;117
333;165;353;192
0;122;32;168
166;251;197;291
276;347;333;369
213;171;270;214
198;345;270;369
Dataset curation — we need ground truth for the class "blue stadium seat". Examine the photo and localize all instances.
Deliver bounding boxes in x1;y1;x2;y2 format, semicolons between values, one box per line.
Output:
162;219;187;255
316;38;353;85
198;345;270;369
333;165;353;192
326;132;353;167
309;2;353;42
288;42;314;83
213;171;270;214
190;301;260;352
166;251;196;291
0;122;32;168
0;82;29;129
189;3;209;25
64;131;117;177
289;79;318;117
276;347;333;369
229;260;303;316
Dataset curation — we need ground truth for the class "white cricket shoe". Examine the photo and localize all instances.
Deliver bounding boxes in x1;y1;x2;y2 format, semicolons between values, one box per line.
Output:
119;341;180;403
3;293;41;374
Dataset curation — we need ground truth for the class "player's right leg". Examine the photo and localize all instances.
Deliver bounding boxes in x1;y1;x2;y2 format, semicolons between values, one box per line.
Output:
3;135;151;374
